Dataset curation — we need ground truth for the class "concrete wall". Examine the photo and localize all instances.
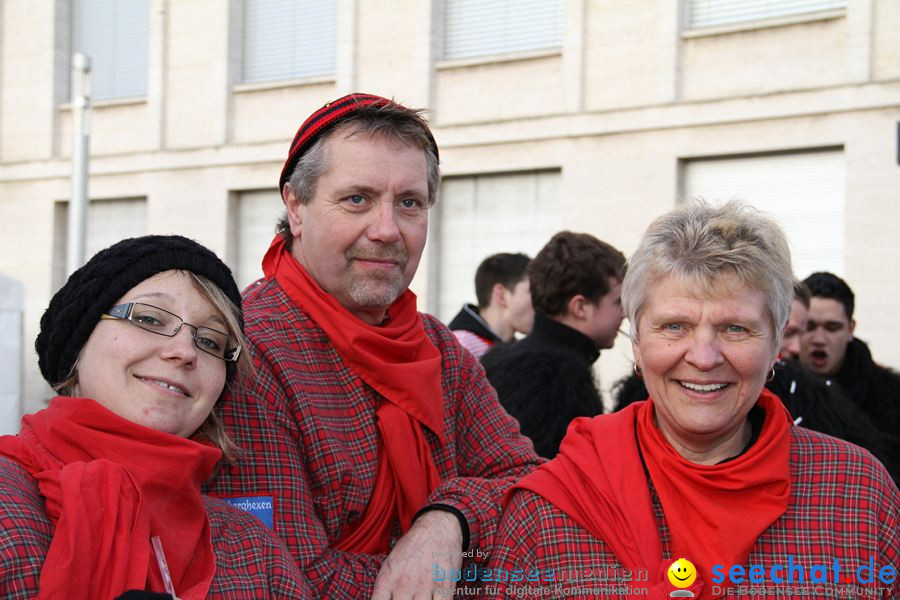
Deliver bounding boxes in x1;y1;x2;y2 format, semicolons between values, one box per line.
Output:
1;0;898;417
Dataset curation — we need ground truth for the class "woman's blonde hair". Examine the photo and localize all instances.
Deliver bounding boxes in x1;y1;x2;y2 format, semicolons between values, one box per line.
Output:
622;199;794;349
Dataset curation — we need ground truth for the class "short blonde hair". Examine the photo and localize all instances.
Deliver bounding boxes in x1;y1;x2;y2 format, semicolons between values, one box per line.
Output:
622;199;793;349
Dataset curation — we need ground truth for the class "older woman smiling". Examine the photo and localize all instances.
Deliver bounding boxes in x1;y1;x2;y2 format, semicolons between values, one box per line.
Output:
626;205;791;465
485;202;898;599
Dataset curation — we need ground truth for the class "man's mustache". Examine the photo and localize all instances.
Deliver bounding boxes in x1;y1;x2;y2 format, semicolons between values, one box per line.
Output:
346;242;408;264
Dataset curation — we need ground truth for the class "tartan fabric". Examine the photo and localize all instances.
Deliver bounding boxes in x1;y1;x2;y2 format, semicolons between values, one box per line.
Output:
485;428;900;599
206;276;541;598
0;457;312;599
0;457;51;598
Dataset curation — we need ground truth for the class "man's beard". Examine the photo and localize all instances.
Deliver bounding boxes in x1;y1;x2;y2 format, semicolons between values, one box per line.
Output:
345;241;409;307
347;275;407;307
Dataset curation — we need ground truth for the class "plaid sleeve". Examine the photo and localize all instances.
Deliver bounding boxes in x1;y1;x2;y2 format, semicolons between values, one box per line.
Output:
206;280;385;598
875;457;899;599
422;316;543;558
0;457;52;599
206;335;384;598
484;488;622;600
204;497;314;598
481;488;541;598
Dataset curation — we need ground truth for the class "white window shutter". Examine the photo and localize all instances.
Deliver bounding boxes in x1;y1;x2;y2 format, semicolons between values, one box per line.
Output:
53;198;148;290
242;0;337;84
231;189;285;290
85;198;147;259
435;171;561;321
442;0;563;61
71;0;149;100
686;0;847;29
683;150;846;280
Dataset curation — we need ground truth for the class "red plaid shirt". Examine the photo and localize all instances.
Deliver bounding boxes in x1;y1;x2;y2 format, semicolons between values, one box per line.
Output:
206;277;541;598
0;457;312;598
484;428;899;599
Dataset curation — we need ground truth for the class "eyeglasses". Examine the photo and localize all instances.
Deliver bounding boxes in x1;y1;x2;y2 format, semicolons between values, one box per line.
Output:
101;302;242;362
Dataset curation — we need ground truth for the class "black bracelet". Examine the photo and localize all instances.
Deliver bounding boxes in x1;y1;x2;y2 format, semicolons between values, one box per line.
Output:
413;503;470;551
115;592;174;600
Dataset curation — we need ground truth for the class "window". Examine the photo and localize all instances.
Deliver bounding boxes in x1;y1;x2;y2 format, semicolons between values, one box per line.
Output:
53;197;147;290
228;189;284;290
682;149;845;279
241;0;337;84
432;171;561;320
70;0;149;101
441;0;563;61
685;0;847;29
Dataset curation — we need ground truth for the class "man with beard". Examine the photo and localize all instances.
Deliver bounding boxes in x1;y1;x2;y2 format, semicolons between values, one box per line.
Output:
800;271;900;451
206;94;540;599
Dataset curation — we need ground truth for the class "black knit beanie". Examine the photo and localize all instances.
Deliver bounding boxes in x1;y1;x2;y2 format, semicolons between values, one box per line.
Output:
36;235;243;387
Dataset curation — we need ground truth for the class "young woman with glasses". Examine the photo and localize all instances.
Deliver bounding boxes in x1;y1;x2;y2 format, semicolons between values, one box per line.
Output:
0;235;311;599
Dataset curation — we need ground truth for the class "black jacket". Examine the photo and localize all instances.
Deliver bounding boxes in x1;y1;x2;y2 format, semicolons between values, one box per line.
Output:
482;314;602;458
612;359;900;485
829;338;900;444
447;304;501;344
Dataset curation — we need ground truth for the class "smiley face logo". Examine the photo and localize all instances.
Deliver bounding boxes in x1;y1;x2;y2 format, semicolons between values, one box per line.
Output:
667;558;697;588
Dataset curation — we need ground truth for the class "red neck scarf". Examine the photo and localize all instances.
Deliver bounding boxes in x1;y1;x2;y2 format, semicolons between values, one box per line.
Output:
511;389;791;599
262;236;444;553
0;397;220;600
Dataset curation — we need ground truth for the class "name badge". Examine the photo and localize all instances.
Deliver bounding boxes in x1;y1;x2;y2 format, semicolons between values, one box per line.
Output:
221;495;275;530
